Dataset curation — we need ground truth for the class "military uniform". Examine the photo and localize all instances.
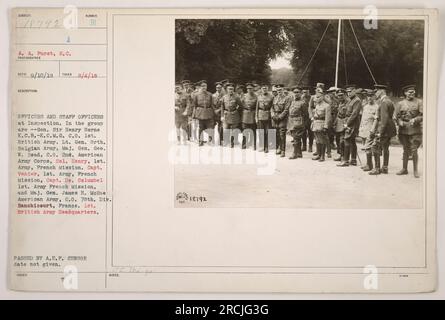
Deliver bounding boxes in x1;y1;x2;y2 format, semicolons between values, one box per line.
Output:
287;97;308;159
181;87;194;141
301;89;314;152
338;95;361;166
212;89;224;145
241;92;258;150
394;92;423;177
271;93;292;157
333;94;349;161
310;95;332;161
377;95;397;173
359;97;380;172
186;88;200;142
256;92;274;153
175;90;189;141
308;84;327;156
221;92;243;147
192;89;215;145
326;94;338;157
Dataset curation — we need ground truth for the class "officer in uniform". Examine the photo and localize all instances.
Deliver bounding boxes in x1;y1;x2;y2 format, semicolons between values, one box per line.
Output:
310;86;332;162
213;82;225;145
271;84;292;157
394;84;423;178
337;84;361;167
271;85;278;98
253;83;261;96
284;87;294;99
326;86;339;158
301;85;314;153
287;86;308;159
333;88;349;162
241;83;258;150
180;80;193;141
308;83;327;157
221;83;243;148
191;80;215;146
236;84;245;100
186;81;201;142
175;83;189;143
255;84;274;153
374;84;397;174
219;79;229;96
358;89;381;174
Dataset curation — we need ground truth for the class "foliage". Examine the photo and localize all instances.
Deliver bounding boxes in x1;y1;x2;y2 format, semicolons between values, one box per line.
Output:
176;19;424;95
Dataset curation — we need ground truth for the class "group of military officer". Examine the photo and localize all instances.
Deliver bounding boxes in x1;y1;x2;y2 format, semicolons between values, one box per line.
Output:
174;79;423;178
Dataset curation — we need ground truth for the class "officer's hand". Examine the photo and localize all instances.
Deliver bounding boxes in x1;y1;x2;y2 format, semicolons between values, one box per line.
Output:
182;111;187;116
409;119;415;126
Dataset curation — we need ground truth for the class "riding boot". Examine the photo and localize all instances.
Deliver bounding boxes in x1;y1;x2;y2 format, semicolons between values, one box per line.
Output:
396;150;409;175
382;148;389;173
337;145;350;166
275;131;281;154
289;144;298;159
412;150;420;178
302;132;307;151
369;154;381;175
312;144;321;160
318;144;325;162
296;142;303;158
362;153;373;171
350;142;357;166
280;134;286;157
241;135;246;149
308;132;314;153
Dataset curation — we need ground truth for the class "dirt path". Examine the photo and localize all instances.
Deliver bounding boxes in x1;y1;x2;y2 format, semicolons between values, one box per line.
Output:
174;136;423;209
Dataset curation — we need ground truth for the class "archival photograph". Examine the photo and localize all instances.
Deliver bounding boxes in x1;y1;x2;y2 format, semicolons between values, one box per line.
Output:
173;18;425;209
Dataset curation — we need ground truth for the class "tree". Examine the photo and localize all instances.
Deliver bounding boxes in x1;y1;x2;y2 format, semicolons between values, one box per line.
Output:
175;19;288;89
176;19;424;95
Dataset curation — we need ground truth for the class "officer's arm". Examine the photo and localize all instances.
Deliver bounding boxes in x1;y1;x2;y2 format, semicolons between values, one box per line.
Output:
309;95;314;110
184;95;193;116
324;104;332;129
255;99;259;121
220;99;224;121
378;100;390;135
413;99;423;125
303;101;309;119
371;105;381;135
346;99;361;126
191;94;198;118
236;97;243;110
279;97;291;120
308;99;314;119
393;101;404;126
214;97;220;115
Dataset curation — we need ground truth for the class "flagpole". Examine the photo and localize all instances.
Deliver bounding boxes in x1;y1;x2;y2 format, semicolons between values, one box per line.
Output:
335;19;341;88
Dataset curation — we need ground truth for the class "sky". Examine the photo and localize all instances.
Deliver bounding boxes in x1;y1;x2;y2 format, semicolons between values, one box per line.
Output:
269;52;293;69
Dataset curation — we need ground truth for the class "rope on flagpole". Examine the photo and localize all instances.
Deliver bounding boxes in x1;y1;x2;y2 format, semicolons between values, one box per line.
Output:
297;20;332;85
348;19;377;85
